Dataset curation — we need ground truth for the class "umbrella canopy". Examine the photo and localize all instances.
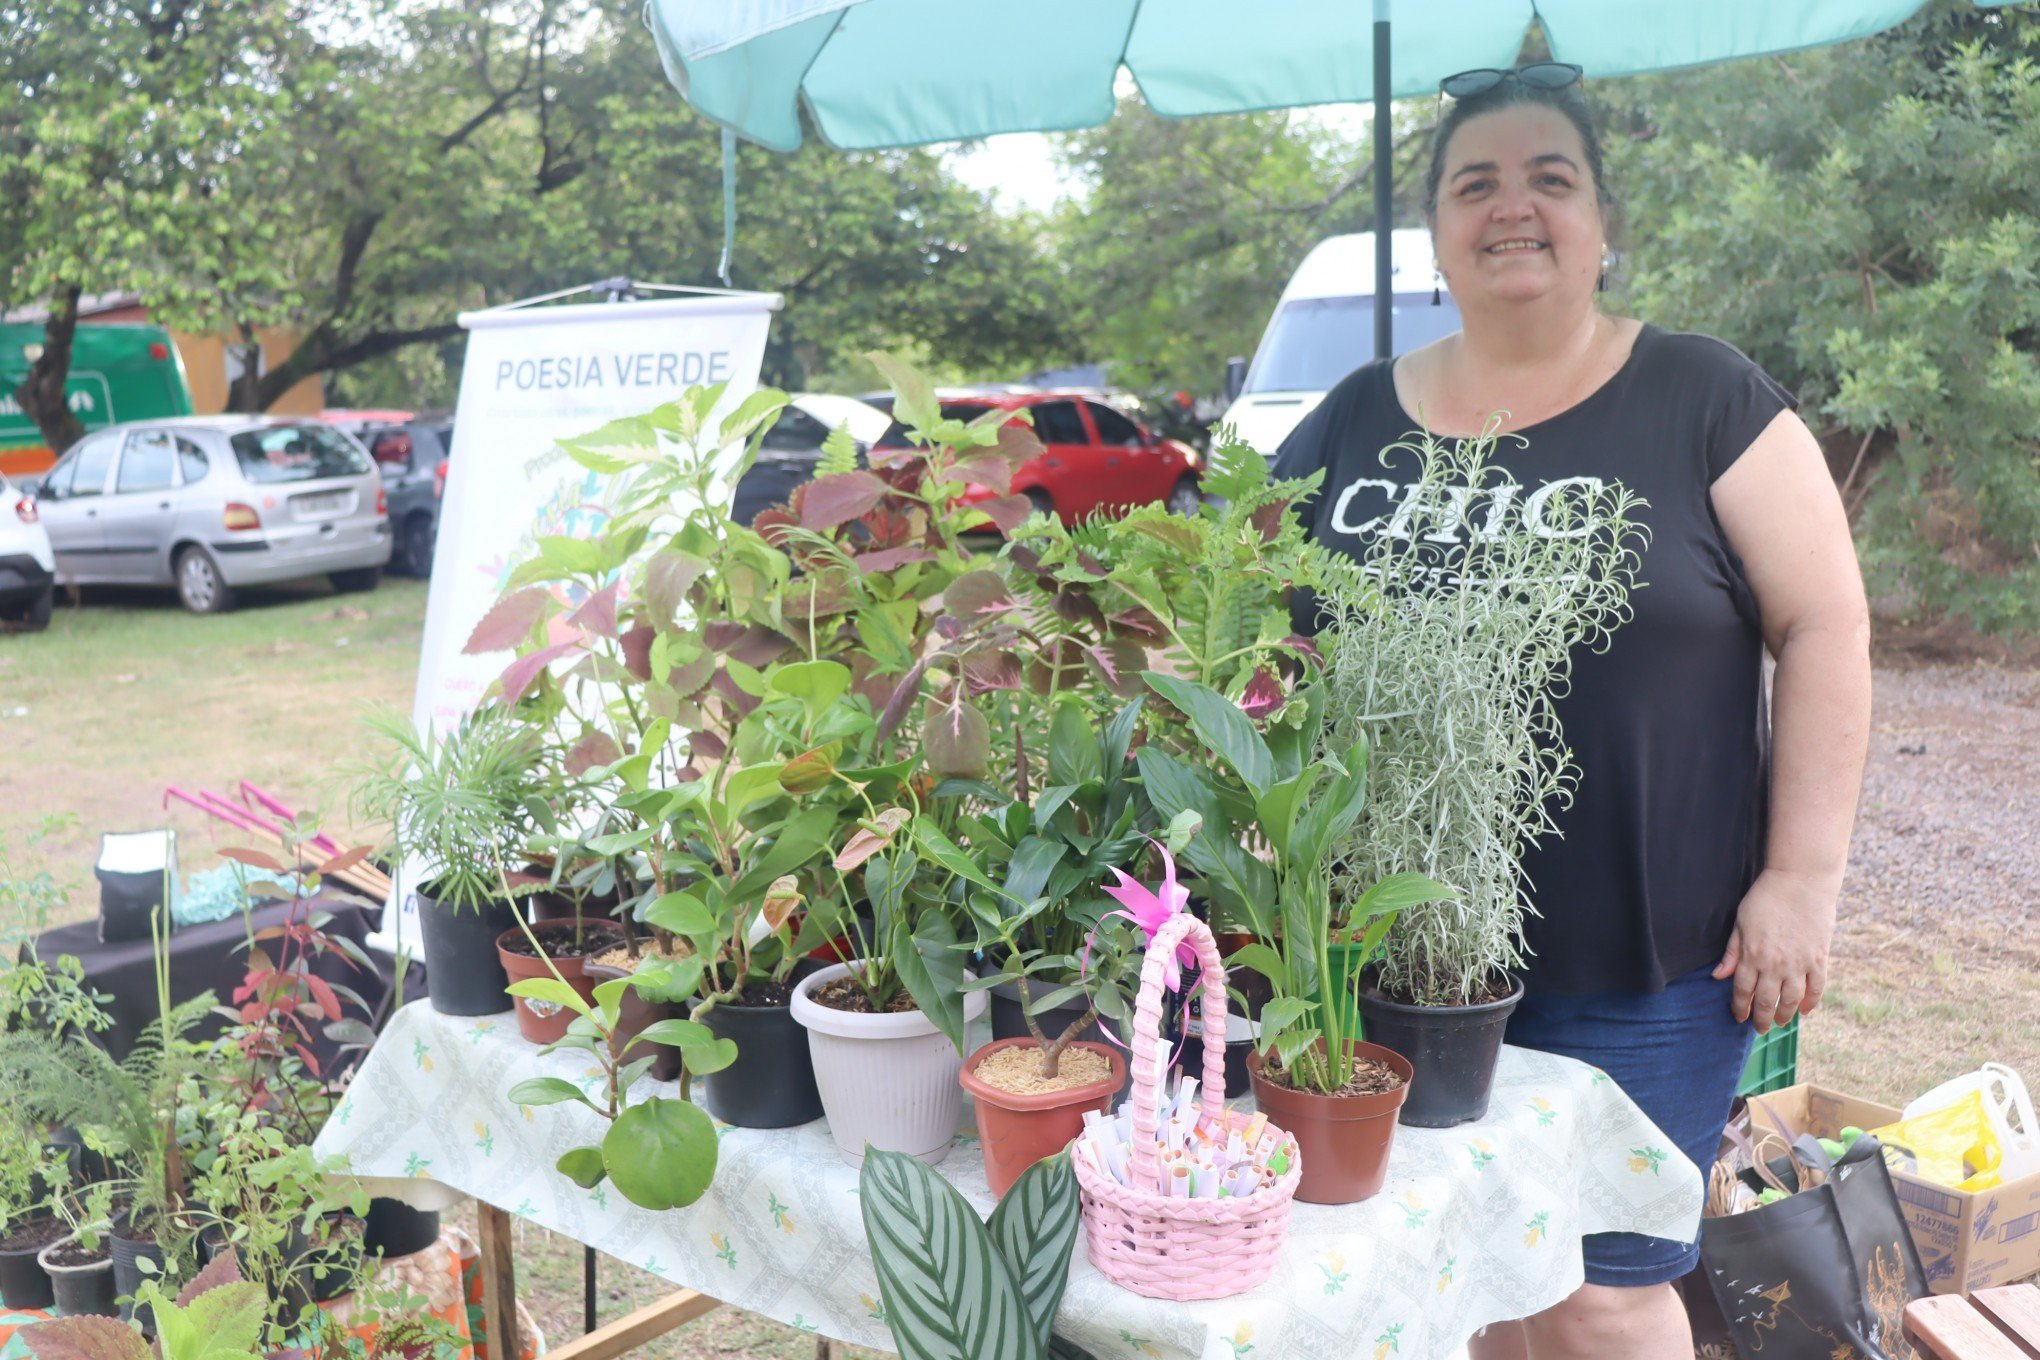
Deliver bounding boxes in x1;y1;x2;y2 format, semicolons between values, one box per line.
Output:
654;0;2007;153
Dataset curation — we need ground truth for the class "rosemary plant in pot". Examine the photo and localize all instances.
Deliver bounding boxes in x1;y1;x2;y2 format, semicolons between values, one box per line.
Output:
1138;671;1451;1203
1319;431;1645;1127
352;706;544;1017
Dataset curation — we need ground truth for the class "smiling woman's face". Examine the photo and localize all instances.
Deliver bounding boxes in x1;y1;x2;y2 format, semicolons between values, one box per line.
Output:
1431;103;1606;311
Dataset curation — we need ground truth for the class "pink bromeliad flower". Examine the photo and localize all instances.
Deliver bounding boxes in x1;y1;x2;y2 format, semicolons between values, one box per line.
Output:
1099;840;1200;992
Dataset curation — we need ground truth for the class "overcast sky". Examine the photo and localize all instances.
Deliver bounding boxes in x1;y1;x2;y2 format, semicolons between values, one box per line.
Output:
941;107;1374;216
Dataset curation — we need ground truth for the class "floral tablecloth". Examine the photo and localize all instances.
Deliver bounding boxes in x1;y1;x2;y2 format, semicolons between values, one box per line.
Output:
315;1002;1702;1360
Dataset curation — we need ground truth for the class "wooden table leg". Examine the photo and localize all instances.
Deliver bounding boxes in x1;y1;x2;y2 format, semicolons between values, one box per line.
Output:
475;1200;520;1360
814;1340;842;1360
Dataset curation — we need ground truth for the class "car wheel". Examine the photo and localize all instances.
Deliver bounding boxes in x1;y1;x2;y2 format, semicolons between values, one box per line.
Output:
22;584;52;631
1025;488;1055;520
395;509;436;574
1166;475;1204;517
330;565;383;594
176;546;235;614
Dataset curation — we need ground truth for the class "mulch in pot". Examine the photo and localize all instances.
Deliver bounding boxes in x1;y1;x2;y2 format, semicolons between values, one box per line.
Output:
812;979;920;1014
1261;1053;1406;1098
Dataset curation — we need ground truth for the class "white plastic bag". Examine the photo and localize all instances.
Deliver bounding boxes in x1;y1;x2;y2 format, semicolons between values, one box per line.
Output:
1902;1063;2039;1182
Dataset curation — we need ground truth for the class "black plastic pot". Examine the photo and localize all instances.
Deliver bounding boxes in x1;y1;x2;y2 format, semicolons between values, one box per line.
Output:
294;1213;365;1304
1178;1017;1258;1100
39;1235;116;1318
987;979;1101;1047
47;1125;114;1185
1357;976;1524;1127
364;1197;441;1261
109;1214;165;1330
415;885;520;1016
0;1216;66;1310
699;998;823;1129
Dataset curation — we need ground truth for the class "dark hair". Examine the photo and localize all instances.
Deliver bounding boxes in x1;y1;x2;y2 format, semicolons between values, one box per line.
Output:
1422;77;1617;225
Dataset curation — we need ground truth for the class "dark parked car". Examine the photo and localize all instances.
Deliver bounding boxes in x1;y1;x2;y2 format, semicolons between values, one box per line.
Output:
316;410;449;577
730;394;892;526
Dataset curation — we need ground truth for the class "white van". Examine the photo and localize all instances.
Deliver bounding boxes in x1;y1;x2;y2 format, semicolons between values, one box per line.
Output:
1219;229;1464;454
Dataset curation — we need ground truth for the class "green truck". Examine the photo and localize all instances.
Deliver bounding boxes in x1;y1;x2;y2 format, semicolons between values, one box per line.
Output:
0;322;195;477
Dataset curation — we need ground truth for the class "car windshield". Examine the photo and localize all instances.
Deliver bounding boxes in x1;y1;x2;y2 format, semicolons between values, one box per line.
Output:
1244;295;1464;394
874;402;995;449
229;425;372;484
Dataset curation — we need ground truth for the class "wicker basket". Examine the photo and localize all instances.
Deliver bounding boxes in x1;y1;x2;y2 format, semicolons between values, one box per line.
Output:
1073;913;1300;1300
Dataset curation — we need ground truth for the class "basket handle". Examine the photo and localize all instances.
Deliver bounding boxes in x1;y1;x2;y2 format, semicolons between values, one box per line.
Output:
1126;912;1229;1196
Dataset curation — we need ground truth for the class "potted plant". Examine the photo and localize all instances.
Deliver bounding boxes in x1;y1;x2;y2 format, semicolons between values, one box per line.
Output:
22;1251;268;1360
1137;670;1452;1203
858;1149;1080;1360
352;705;546;1017
37;1184;119;1319
1316;432;1646;1126
508;971;737;1211
0;1116;70;1309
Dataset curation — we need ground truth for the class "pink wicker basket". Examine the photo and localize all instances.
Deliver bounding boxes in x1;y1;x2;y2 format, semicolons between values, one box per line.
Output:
1074;913;1300;1300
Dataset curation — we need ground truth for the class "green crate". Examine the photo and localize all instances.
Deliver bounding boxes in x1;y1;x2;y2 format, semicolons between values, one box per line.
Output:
1737;1014;1800;1097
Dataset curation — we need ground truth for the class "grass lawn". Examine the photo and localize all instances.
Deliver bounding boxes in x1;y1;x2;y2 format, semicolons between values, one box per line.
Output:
1;580;2033;1352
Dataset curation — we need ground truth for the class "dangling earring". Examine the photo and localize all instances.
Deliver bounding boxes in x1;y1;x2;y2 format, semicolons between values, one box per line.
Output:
1431;267;1443;306
1598;248;1613;294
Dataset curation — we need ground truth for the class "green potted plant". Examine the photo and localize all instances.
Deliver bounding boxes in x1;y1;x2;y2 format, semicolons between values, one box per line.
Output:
22;1251;267;1360
858;1148;1081;1360
1316;431;1645;1126
352;705;547;1018
0;1115;70;1310
37;1183;119;1319
508;970;737;1211
1137;670;1453;1203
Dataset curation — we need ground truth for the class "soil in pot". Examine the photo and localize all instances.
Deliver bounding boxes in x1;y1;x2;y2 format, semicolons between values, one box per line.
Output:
1248;1041;1413;1204
0;1213;68;1309
1357;974;1523;1128
699;980;824;1129
962;1039;1126;1197
416;885;520;1016
39;1235;116;1318
497;920;624;1044
810;978;922;1013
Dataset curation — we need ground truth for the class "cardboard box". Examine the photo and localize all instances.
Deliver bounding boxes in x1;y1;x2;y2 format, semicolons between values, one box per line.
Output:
1746;1083;2040;1294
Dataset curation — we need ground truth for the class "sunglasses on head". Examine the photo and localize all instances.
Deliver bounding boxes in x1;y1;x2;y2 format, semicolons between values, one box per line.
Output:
1439;62;1584;99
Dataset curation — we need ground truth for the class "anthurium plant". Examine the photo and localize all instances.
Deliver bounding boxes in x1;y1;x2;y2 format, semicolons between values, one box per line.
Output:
1135;671;1453;1096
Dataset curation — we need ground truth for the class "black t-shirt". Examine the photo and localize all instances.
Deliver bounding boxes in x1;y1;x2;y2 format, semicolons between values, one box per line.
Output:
1274;324;1798;994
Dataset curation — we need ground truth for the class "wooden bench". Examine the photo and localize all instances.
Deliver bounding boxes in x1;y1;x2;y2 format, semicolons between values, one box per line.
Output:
1904;1283;2040;1359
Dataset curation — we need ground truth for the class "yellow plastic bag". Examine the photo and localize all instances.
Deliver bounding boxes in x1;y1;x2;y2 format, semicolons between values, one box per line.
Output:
1869;1090;2005;1191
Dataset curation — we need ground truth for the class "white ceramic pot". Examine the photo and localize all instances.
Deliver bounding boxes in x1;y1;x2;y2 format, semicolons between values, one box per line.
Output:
790;959;986;1166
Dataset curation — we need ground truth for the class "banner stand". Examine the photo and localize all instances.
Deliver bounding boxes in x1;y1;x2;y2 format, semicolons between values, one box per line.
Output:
367;280;781;958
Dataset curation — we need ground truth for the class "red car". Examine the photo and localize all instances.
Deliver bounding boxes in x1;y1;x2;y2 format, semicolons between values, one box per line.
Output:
872;391;1203;522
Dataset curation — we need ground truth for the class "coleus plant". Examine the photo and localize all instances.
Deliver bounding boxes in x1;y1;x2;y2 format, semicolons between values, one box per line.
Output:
999;435;1334;757
21;1252;266;1360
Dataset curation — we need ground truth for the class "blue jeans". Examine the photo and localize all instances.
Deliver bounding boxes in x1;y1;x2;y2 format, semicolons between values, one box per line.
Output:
1505;963;1756;1286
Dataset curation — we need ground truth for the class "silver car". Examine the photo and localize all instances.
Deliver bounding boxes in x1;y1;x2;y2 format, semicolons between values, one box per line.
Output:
32;416;391;613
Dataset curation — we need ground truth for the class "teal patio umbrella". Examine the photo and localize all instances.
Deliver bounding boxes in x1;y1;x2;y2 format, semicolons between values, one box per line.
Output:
651;0;2019;359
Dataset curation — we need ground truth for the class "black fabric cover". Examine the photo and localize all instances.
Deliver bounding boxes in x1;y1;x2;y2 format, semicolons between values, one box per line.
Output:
31;893;422;1070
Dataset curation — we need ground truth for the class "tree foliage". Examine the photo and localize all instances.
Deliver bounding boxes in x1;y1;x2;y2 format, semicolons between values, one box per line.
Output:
1603;2;2040;630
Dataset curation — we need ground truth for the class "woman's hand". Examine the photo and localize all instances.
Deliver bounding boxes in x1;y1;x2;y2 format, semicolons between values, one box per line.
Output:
1712;867;1838;1033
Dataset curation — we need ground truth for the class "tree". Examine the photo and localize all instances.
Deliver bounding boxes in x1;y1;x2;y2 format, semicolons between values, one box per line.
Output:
1602;2;2040;630
0;0;295;452
1044;102;1428;396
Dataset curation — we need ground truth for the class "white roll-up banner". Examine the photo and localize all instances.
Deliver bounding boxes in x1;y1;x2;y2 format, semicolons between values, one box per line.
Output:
377;291;778;952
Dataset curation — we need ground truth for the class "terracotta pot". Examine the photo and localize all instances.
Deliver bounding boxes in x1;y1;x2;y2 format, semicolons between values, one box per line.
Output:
960;1037;1127;1198
1246;1041;1412;1204
496;921;623;1045
584;964;683;1082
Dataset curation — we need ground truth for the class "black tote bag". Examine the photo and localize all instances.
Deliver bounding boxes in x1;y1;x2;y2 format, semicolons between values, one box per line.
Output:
1700;1133;1928;1360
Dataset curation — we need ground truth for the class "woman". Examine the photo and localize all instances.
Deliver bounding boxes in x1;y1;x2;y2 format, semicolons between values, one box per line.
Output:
1273;67;1871;1359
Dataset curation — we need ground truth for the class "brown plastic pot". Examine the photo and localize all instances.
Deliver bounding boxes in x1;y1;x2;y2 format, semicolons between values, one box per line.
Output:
1247;1040;1413;1205
496;921;623;1045
584;964;684;1082
960;1037;1127;1198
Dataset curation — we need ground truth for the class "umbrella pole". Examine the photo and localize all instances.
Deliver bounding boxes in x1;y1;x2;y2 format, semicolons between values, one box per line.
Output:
1373;1;1394;361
